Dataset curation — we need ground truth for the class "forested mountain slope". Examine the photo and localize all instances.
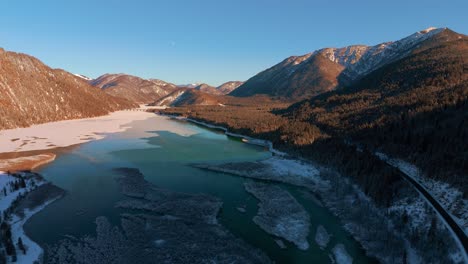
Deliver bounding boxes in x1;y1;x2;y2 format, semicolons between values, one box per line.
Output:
283;29;467;186
0;49;136;130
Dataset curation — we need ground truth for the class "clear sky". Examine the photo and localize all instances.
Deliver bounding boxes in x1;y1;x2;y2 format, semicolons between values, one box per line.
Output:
1;0;466;86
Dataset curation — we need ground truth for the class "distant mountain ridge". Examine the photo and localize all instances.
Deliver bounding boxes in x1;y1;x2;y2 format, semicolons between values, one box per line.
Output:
0;48;136;130
91;74;242;103
151;88;222;107
231;27;458;99
90;74;178;104
177;82;243;95
151;81;243;106
217;81;244;94
194;83;219;94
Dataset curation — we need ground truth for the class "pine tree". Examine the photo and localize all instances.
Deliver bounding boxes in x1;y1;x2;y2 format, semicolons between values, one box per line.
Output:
427;216;437;244
4;239;13;256
10;247;16;263
0;251;6;264
19;178;26;189
17;237;26;254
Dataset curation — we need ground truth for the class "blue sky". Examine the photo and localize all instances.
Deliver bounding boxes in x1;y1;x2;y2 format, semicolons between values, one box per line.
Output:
1;0;466;86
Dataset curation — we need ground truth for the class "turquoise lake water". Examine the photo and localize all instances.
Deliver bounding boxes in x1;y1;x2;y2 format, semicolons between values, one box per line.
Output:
25;115;376;263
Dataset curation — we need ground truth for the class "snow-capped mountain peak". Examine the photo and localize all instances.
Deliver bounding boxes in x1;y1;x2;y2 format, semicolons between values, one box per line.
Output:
231;27;458;99
340;27;447;81
268;27;448;83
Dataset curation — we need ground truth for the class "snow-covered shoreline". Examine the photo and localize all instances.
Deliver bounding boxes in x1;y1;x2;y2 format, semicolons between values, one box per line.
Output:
0;109;155;154
10;195;62;264
0;172;65;263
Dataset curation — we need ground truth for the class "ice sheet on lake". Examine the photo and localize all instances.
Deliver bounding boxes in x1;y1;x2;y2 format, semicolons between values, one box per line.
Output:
332;244;353;264
193;156;328;191
244;181;310;250
315;225;330;249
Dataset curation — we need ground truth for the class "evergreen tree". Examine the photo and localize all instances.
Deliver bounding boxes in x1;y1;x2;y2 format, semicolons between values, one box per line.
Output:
19;178;26;189
17;237;26;254
0;251;6;264
10;248;16;263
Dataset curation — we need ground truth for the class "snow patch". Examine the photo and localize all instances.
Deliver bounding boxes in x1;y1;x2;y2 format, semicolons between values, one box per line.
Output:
73;74;91;81
261;157;320;180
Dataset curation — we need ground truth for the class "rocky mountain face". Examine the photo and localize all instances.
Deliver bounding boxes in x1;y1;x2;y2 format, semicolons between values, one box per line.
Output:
90;74;177;104
151;88;222;107
0;48;136;130
338;27;449;83
231;27;457;99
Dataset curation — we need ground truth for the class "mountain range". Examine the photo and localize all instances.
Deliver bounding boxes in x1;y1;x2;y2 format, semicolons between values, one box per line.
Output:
1;27;465;136
89;75;243;104
90;74;178;104
151;88;223;107
230;27;458;99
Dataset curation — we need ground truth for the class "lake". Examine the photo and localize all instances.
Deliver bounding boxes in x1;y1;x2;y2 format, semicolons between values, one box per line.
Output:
25;115;375;263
